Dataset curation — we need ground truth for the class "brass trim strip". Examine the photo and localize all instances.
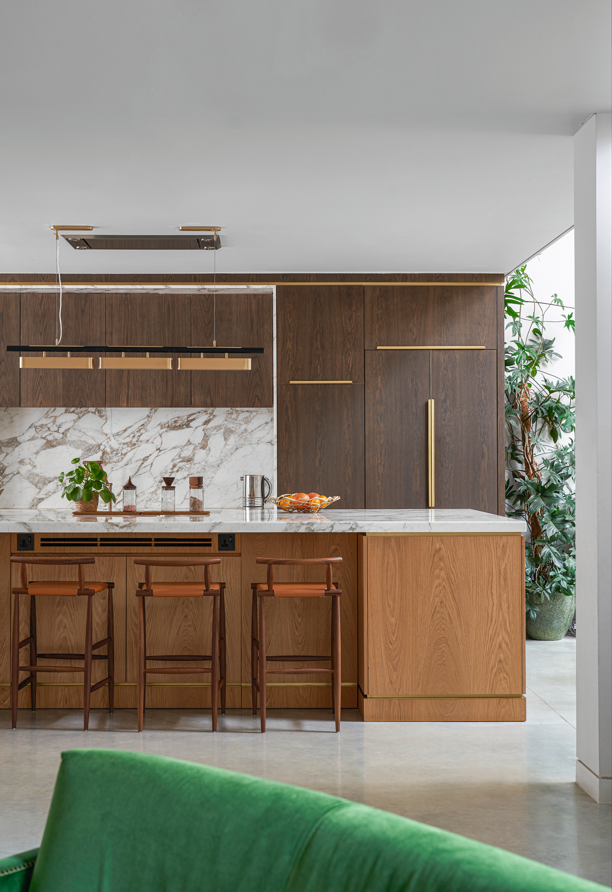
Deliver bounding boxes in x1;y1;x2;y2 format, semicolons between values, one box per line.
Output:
359;690;526;700
428;398;435;508
365;532;524;537
99;357;173;370
289;380;353;384
20;356;93;369
178;358;251;371
376;346;486;350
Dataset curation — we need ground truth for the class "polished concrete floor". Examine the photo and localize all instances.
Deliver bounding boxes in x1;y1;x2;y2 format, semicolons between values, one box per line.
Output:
1;638;611;887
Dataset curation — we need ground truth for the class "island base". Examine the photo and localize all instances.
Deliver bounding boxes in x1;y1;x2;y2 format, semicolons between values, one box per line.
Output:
358;691;527;722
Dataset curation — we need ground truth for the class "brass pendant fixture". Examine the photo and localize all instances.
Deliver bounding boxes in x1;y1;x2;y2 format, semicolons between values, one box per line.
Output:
99;353;173;370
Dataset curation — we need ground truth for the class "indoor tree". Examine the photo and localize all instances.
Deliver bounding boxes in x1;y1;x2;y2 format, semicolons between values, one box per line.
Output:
504;265;575;619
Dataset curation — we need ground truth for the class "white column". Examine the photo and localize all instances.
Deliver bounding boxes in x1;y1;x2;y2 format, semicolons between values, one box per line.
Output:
574;112;612;804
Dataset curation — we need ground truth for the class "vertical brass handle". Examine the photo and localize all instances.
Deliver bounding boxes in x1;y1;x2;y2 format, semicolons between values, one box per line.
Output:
428;399;435;508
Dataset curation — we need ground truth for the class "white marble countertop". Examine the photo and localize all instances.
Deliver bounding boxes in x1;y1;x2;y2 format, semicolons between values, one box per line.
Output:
0;508;526;535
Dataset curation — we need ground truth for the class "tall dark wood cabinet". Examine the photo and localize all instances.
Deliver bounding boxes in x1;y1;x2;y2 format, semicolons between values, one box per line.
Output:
277;285;365;508
0;294;20;406
191;292;273;408
105;294;192;408
20;293;106;407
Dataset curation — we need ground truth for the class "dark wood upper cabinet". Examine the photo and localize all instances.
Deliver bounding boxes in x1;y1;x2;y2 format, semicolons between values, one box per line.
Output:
277;383;364;508
0;294;20;407
431;350;498;512
365;286;498;348
191;293;273;408
105;294;191;408
20;293;106;407
278;285;364;382
365;351;430;509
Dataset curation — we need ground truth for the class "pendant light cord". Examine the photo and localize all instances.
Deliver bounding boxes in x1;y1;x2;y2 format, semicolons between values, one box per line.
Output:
56;235;63;345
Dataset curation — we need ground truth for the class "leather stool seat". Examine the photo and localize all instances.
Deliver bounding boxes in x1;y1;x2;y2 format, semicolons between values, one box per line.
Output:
151;582;222;597
255;582;327;597
28;581;109;596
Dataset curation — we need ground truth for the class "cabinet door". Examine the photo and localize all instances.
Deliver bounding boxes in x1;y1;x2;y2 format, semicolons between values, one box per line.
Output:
431;350;498;511
0;294;20;407
191;293;273;408
365;285;497;348
278;285;364;382
105;294;191;407
277;383;364;508
20;293;106;407
365;350;429;508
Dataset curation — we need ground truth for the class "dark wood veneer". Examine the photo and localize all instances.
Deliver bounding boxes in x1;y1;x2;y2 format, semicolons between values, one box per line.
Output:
0;294;20;407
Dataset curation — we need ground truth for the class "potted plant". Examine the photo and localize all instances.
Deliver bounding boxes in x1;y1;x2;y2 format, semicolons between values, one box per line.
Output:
504;266;576;640
59;458;117;515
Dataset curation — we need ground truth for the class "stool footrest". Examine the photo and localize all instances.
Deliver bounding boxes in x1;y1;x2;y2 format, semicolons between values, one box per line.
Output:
37;652;108;661
146;654;212;662
266;655;331;662
18;636;34;649
17;675;35;690
144;667;213;675
89;676;111;693
92;637;111;651
266;667;334;674
22;665;85;673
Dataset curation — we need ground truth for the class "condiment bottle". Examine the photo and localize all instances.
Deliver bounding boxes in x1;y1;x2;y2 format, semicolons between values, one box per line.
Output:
189;476;204;512
123;477;137;513
161;477;176;513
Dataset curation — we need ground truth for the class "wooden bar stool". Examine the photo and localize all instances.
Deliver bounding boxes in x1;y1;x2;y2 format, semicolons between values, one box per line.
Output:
135;558;226;732
10;556;115;731
251;557;342;733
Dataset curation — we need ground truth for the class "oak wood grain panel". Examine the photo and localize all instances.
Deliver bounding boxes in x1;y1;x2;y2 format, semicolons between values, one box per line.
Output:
432;349;498;511
277;285;364;382
365;285;498;348
365;350;429;508
12;555;126;709
105;294;191;407
358;691;526;722
114;683;242;710
497;285;506;515
125;556;241;691
191;293;273;408
20;293;106;407
358;533;368;693
277;384;365;509
366;535;524;697
0;294;20;406
0;537;11;694
241;533;357;708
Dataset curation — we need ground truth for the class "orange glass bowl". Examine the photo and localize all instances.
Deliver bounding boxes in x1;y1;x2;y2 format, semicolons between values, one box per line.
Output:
266;494;341;514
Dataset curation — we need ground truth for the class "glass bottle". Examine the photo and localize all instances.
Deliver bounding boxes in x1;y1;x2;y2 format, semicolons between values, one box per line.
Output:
189;476;204;512
161;477;176;513
123;476;137;513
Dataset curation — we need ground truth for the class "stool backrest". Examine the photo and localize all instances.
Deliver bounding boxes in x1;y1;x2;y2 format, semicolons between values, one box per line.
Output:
10;555;96;591
133;557;221;591
255;557;342;591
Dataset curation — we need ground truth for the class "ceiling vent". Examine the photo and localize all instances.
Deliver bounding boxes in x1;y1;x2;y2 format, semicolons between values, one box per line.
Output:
62;234;221;250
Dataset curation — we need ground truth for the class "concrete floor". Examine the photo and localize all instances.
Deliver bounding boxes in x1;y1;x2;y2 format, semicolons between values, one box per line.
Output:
1;638;611;887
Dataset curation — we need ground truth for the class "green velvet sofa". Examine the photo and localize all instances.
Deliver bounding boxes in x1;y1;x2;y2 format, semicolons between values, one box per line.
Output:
0;750;607;892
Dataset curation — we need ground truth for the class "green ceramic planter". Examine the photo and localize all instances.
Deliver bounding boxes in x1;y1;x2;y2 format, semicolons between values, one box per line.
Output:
526;592;576;640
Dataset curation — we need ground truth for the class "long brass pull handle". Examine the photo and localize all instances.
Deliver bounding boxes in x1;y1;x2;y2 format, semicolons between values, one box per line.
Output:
376;346;485;350
428;399;435;508
289;380;353;384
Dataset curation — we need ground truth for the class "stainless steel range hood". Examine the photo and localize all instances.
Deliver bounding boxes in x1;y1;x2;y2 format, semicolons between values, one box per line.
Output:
62;234;222;250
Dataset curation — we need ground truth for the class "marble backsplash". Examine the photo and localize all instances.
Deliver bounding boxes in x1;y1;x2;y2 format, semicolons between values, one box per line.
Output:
0;407;276;510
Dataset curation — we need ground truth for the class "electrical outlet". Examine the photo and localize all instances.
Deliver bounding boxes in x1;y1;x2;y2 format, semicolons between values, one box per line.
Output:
218;534;235;552
17;534;34;551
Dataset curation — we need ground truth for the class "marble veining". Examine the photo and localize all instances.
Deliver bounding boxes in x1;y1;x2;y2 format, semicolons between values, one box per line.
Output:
0;407;275;510
0;507;527;534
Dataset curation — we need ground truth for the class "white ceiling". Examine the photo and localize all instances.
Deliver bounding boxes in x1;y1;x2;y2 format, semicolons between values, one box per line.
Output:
0;0;610;275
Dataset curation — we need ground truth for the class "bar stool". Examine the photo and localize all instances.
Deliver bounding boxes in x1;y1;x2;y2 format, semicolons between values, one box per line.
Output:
251;557;342;733
135;558;226;732
10;556;115;731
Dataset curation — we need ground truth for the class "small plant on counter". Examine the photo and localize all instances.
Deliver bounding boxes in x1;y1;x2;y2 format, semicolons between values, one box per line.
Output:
504;265;575;622
59;458;117;505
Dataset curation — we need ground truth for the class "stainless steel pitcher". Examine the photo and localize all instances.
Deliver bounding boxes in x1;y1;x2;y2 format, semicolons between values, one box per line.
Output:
241;474;272;508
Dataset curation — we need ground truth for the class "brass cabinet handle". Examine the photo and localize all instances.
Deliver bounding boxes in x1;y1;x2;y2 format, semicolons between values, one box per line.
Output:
428;399;435;508
376;346;485;350
289;380;353;384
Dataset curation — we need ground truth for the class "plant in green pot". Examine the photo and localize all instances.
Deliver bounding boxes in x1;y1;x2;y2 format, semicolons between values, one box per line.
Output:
59;458;117;515
504;266;575;640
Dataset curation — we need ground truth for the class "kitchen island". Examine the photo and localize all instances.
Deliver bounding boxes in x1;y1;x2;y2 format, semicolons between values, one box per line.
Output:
1;509;526;721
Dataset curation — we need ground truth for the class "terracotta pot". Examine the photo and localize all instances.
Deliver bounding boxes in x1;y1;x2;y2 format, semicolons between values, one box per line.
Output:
74;493;100;514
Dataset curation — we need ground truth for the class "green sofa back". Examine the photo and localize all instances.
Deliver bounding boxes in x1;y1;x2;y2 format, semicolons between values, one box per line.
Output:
19;750;606;892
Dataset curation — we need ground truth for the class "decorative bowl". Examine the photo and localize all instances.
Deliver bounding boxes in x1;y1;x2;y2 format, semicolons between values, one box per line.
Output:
266;494;340;514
